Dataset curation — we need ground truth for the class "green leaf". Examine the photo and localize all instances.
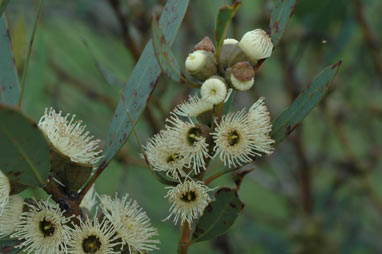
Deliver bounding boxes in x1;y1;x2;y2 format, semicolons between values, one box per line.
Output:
0;0;10;17
215;2;242;53
271;61;342;146
0;105;50;190
270;0;297;46
0;238;19;254
191;187;245;243
0;16;20;106
151;16;182;82
99;0;189;169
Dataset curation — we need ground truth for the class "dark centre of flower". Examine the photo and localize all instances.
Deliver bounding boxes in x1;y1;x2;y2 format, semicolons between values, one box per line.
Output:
82;235;102;253
181;191;197;202
39;217;56;237
210;89;216;95
228;130;240;146
187;127;202;145
166;153;182;163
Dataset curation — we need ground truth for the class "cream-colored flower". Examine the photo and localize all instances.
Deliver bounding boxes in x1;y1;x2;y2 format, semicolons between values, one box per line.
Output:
0;170;10;216
230;73;254;91
144;130;191;179
0;195;24;237
38;108;103;165
164;180;212;225
201;77;227;105
68;215;119;254
247;97;274;155
239;29;273;62
80;185;97;213
185;50;208;73
223;38;239;45
99;194;159;253
173;94;213;118
212;109;259;167
12;199;72;254
166;115;210;174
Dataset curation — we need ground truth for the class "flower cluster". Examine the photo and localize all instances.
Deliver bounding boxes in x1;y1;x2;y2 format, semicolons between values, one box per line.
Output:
0;194;159;254
143;28;274;227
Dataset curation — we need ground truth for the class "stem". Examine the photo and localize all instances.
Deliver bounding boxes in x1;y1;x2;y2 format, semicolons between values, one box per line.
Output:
17;0;45;109
178;222;191;254
204;167;239;185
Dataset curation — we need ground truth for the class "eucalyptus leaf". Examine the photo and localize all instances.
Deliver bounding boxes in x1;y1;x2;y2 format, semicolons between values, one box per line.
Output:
0;105;50;191
0;0;10;17
270;0;297;46
0;238;20;254
271;61;342;146
152;16;182;82
0;16;20;106
99;0;189;169
191;187;245;243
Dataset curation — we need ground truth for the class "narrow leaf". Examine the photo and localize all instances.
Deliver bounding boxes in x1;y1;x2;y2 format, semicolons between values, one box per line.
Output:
0;0;10;17
215;2;242;53
152;16;182;82
0;105;50;189
191;187;245;243
99;0;189;169
269;0;297;46
0;238;20;254
0;16;20;106
271;61;342;145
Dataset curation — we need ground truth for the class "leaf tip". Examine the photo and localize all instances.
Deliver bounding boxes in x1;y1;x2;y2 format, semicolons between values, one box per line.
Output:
331;60;342;70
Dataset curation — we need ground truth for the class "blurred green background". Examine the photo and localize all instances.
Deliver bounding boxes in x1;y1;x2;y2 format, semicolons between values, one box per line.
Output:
3;0;381;253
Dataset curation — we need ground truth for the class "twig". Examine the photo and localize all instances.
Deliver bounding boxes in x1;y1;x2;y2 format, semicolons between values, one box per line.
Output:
178;222;191;254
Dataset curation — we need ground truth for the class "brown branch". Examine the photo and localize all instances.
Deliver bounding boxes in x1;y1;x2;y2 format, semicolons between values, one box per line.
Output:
354;0;382;79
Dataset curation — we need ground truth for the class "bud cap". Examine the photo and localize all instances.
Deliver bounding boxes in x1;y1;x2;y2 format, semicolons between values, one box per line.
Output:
194;36;216;52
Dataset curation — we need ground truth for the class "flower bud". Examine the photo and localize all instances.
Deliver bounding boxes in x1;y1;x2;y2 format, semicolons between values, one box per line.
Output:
239;29;273;62
185;50;217;81
194;36;216;52
201;76;227;105
230;62;255;91
220;38;249;69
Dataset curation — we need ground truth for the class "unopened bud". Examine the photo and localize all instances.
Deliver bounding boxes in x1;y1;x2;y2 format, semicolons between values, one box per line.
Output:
194;36;216;52
239;29;273;62
185;50;217;81
201;76;227;105
220;38;249;69
230;62;255;91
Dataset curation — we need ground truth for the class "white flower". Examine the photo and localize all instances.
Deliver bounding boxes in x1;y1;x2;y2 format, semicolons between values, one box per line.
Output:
230;73;254;91
164;180;212;226
201;77;227;105
99;194;159;253
38;107;103;165
173;94;213;118
80;185;97;213
68;215;119;254
166;115;210;174
247;97;274;155
0;195;24;237
0;170;10;215
144;130;191;179
239;29;273;62
212;109;259;167
12;199;72;254
223;38;239;45
185;50;208;73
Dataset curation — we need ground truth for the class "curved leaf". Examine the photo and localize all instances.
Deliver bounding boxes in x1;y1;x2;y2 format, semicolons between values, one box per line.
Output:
271;61;342;146
0;16;20;106
191;187;244;243
270;0;297;46
0;0;10;17
0;105;50;190
152;16;182;82
99;0;189;169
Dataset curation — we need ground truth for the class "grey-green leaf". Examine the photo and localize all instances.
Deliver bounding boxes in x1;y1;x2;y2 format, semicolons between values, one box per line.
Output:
0;238;19;254
191;187;245;243
0;105;50;191
152;16;182;82
0;0;10;17
270;0;297;46
98;0;189;169
271;61;342;146
0;16;20;106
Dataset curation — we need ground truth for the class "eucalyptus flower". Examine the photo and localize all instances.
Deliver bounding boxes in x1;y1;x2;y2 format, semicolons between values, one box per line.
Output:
173;94;213;118
0;195;24;237
201;77;227;105
38;107;103;165
0;170;10;216
239;29;273;62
